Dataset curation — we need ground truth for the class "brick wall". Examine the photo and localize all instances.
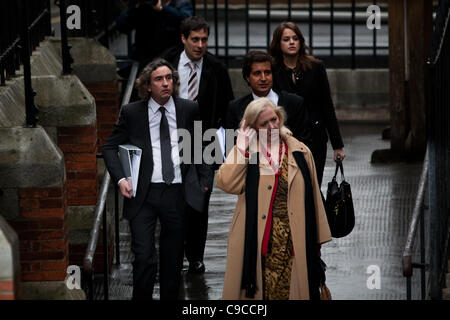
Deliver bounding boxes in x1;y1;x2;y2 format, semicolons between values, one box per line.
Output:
70;233;115;273
8;186;69;282
58;126;98;207
0;274;20;300
85;82;120;154
0;280;14;300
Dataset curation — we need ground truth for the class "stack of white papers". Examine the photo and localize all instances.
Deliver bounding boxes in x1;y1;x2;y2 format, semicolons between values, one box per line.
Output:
216;127;226;162
119;144;142;197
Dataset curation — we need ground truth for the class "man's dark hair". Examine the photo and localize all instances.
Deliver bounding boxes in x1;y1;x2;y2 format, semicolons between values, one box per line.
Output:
135;58;180;100
242;50;275;84
180;16;210;39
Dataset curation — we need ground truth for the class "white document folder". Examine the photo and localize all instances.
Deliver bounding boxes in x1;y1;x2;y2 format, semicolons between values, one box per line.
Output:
216;126;226;162
119;144;142;197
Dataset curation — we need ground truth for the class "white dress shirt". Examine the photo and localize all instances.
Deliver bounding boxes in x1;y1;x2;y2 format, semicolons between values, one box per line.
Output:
178;50;204;99
148;97;182;184
252;89;279;105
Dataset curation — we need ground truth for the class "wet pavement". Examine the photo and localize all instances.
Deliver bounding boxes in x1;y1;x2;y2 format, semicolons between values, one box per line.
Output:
97;123;425;300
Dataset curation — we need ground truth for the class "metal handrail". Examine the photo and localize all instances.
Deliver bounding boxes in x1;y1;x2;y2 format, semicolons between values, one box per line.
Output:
402;145;429;300
83;170;111;300
83;61;139;300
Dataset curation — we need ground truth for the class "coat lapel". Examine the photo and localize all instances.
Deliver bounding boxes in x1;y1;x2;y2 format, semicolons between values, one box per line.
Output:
173;51;182;69
286;137;304;193
139;100;153;158
174;96;184;129
239;94;253;121
197;56;212;103
276;90;286;106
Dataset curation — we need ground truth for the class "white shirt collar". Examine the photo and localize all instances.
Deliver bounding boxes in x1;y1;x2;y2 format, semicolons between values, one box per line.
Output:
252;89;279;105
148;96;175;114
180;50;203;71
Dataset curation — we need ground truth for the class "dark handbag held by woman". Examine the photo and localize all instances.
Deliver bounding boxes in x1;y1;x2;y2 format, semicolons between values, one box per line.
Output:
325;158;355;238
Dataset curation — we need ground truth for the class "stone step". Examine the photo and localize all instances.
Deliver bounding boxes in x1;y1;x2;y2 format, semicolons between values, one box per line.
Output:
443;287;450;300
443;260;450;300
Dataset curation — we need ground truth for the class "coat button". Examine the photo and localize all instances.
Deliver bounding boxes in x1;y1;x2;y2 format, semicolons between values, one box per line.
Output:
268;185;272;190
262;215;266;219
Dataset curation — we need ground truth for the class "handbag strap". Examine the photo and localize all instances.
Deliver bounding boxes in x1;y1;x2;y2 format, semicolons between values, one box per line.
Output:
333;157;346;181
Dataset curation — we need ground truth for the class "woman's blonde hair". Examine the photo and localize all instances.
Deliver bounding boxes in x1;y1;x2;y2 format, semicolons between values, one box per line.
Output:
241;97;292;140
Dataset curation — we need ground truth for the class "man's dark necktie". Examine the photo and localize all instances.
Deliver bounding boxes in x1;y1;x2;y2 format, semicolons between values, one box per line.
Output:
159;107;174;184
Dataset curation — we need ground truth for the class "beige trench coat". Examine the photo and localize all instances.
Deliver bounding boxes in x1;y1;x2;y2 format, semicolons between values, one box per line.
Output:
216;136;332;300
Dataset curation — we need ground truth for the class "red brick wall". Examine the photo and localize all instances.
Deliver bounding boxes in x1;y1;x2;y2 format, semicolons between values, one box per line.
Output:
85;82;120;154
0;273;20;300
0;280;13;300
58;126;98;207
8;186;69;282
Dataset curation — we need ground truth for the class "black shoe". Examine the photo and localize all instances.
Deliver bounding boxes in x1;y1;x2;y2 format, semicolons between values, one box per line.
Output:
188;261;205;274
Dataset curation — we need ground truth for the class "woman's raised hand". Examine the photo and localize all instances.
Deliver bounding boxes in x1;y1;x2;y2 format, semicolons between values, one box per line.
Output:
236;120;256;156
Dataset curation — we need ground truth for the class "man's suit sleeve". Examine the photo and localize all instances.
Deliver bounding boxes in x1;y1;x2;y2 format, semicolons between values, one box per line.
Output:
115;7;137;33
216;63;235;128
316;63;344;150
225;101;238;130
162;1;193;20
102;108;130;185
191;103;215;190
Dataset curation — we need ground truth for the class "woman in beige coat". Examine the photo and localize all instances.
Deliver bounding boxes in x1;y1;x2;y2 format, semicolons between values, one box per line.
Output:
216;98;331;300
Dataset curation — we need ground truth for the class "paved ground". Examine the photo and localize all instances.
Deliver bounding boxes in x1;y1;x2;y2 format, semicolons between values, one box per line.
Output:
94;123;426;300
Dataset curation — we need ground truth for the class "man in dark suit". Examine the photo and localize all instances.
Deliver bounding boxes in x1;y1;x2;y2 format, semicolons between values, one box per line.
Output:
103;58;210;300
163;16;234;274
116;0;193;66
226;51;312;149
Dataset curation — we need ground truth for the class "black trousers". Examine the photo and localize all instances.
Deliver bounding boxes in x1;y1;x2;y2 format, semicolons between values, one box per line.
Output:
311;142;327;188
129;183;185;300
184;190;212;263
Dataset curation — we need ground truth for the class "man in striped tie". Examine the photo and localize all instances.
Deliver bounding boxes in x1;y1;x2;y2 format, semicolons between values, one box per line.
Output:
163;16;234;275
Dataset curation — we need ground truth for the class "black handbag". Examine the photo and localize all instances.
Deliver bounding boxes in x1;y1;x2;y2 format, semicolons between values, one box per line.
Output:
325;159;355;238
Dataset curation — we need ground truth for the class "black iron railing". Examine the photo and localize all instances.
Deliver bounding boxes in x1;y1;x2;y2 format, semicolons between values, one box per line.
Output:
403;0;450;301
71;0;389;68
402;147;429;300
64;0;126;49
192;0;389;68
427;0;450;300
57;0;75;74
0;0;51;126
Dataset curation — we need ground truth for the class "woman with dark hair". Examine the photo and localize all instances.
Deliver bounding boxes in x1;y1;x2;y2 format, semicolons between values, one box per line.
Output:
270;21;345;186
217;98;331;300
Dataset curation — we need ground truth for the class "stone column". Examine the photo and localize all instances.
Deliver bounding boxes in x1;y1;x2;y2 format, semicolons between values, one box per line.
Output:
29;75;110;270
46;38;117;270
0;127;67;283
56;37;120;154
0;216;20;300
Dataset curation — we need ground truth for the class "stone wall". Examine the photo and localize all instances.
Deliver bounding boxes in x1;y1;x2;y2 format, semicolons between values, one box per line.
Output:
0;216;20;300
0;37;118;299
